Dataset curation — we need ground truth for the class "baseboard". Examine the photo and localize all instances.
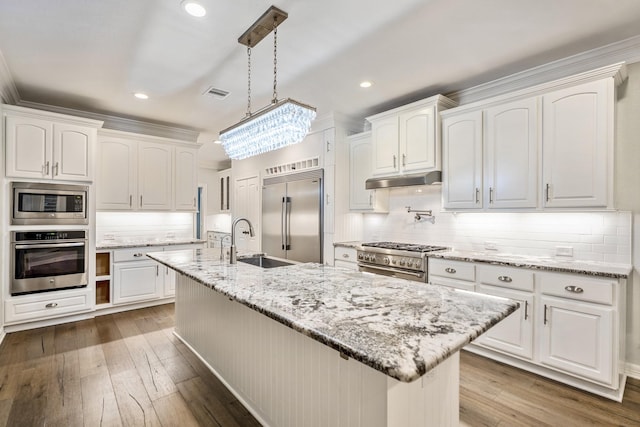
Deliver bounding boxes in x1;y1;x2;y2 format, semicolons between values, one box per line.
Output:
4;311;96;333
0;329;6;347
93;298;174;317
626;362;640;380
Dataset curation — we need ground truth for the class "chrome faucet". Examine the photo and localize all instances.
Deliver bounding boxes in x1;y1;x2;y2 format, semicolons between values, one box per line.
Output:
230;217;255;264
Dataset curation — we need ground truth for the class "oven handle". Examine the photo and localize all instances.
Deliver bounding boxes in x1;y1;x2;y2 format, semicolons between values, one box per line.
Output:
15;242;86;249
359;263;425;278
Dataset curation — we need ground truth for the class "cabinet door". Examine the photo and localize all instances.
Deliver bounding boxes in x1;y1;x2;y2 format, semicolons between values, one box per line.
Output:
475;285;534;360
399;105;436;172
164;266;176;297
539;296;613;385
442;110;483;209
97;138;137;210
174;147;197;211
113;261;162;305
349;133;374;210
542;79;611;208
5;115;52;178
53;123;93;181
139;142;173;210
485;98;538;208
371;116;399;175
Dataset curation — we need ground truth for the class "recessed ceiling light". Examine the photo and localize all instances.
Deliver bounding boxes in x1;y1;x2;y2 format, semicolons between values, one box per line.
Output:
182;0;206;17
134;92;149;100
360;81;373;88
213;139;222;144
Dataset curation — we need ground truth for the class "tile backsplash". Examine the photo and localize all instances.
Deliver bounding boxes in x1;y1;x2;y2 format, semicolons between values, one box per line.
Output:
96;212;194;242
361;186;632;264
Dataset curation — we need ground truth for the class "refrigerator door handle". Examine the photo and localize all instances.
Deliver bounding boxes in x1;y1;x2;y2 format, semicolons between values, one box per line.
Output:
285;196;291;250
281;197;286;250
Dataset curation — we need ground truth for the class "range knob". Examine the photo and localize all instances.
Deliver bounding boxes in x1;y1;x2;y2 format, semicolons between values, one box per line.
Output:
399;258;406;266
383;257;390;265
415;260;421;268
358;253;364;260
369;255;376;262
391;259;397;265
406;260;414;268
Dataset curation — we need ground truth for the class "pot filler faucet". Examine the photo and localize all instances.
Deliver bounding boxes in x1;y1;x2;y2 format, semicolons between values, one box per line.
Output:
230;217;255;264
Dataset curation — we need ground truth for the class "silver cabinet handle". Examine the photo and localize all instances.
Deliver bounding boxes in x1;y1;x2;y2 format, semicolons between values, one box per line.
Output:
489;187;494;204
543;304;548;325
45;302;58;308
564;285;584;294
393;155;397;169
445;267;456;274
156;265;159;276
326;141;331;152
193;197;196;207
524;301;529;320
498;275;512;283
402;153;406;167
129;195;133;207
369;193;373;206
133;253;144;257
475;188;480;204
45;161;50;175
140;195;143;205
166;266;169;275
326;194;330;205
54;161;59;176
342;253;350;259
545;183;551;202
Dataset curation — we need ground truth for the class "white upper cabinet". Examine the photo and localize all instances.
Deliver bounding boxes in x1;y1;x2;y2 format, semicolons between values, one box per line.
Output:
4;105;101;182
96;137;137;210
174;147;198;211
485;97;539;209
542;79;611;208
96;130;198;211
348;132;388;212
442;110;483;209
368;95;456;177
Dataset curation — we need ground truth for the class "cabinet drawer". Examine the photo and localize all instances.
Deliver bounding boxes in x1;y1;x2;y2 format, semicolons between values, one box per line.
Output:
539;272;614;305
113;247;152;262
429;259;475;282
5;289;91;324
477;264;534;291
334;260;358;271
335;246;357;263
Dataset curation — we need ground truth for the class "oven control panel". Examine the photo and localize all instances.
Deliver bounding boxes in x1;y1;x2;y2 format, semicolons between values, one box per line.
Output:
357;250;425;272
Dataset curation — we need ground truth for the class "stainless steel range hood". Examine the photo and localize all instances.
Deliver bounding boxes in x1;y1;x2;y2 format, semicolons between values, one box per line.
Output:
365;171;442;189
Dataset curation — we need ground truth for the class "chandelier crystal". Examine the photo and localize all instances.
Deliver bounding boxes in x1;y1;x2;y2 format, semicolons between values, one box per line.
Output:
218;6;316;161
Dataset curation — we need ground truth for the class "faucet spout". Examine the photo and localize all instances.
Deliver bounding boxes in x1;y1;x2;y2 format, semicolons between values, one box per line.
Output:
230;217;255;264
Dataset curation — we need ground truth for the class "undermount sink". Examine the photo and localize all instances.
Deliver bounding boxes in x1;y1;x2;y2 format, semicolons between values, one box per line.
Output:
238;256;293;269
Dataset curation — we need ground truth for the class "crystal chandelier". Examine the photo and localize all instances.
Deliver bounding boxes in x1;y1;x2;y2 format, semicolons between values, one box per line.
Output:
219;6;316;160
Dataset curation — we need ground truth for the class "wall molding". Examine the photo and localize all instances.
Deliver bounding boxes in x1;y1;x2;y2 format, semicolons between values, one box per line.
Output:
0;49;19;104
446;34;640;106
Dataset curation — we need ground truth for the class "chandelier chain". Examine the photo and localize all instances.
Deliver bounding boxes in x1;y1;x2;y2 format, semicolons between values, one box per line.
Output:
247;45;252;116
272;20;278;103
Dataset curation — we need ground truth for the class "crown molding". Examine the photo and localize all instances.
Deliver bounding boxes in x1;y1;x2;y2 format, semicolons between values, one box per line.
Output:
446;34;640;106
17;100;200;142
0;49;19;104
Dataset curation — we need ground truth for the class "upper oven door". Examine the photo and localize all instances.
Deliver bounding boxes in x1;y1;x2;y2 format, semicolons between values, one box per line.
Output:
11;240;88;295
12;182;88;225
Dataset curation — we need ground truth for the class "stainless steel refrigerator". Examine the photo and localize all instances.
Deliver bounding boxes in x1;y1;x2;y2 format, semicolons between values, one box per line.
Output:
262;169;323;263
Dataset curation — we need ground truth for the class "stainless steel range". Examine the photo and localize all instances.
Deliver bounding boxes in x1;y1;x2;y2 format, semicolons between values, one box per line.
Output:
357;242;448;282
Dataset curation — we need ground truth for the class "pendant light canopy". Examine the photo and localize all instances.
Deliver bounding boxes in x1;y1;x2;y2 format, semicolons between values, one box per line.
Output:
219;6;316;160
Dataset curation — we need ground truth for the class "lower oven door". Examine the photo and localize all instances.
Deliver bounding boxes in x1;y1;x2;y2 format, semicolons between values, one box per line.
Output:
11;242;88;295
358;264;426;282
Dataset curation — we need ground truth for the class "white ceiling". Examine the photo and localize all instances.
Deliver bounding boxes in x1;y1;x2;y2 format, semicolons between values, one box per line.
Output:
1;0;640;164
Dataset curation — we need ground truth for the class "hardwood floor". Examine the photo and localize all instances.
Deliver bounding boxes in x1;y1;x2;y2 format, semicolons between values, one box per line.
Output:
0;303;637;426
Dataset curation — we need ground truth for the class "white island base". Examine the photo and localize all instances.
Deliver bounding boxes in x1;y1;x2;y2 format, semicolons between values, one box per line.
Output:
175;275;460;427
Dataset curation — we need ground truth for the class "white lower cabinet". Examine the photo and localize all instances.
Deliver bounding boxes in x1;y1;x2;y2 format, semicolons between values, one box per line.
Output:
428;257;625;398
4;288;92;324
334;246;358;270
113;259;162;305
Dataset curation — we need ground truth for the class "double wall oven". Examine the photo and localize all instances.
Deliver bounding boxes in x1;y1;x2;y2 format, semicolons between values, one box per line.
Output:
357;242;448;282
9;182;90;296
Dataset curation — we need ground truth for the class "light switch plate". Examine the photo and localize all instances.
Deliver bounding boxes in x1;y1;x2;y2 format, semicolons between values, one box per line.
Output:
484;241;498;251
556;246;573;257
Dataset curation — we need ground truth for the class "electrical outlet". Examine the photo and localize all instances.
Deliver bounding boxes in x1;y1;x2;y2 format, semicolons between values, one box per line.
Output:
104;233;115;240
484;241;498;251
556;246;573;257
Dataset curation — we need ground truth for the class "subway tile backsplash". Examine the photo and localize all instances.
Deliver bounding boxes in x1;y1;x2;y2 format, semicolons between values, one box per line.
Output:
360;186;632;264
96;212;194;243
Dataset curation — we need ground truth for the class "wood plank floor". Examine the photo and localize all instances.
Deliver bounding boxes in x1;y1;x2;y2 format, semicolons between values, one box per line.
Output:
0;303;637;426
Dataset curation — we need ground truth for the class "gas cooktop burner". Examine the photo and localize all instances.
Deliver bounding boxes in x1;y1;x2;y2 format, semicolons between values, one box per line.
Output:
361;242;448;253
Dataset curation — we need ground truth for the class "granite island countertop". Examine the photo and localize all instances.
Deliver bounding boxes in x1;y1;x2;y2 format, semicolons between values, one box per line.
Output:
429;250;632;279
147;248;518;383
96;238;206;250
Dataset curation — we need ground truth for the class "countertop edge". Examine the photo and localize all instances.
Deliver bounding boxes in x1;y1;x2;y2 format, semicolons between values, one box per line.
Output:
97;240;206;250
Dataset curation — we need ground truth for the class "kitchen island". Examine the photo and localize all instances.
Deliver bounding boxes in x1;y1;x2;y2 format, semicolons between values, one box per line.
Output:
147;249;518;427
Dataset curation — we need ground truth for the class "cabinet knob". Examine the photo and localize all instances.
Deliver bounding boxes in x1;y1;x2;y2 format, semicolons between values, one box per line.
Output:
45;302;58;308
445;267;456;274
564;285;584;294
133;253;144;257
342;253;350;259
498;275;512;283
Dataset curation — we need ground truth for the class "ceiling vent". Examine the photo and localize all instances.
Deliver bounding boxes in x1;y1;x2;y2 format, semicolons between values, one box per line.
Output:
203;86;230;99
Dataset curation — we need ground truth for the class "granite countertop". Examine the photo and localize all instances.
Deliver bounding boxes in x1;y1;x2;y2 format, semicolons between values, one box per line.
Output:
147;248;518;383
97;238;206;250
333;241;362;249
429;250;632;279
